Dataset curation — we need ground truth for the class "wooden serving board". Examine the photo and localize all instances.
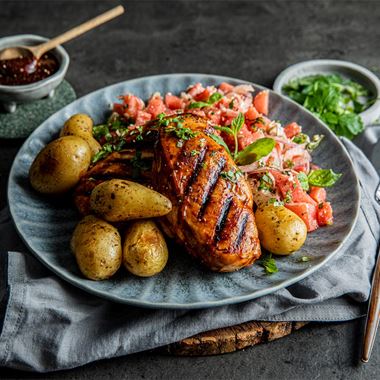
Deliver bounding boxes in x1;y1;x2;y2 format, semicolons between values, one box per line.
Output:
165;321;308;356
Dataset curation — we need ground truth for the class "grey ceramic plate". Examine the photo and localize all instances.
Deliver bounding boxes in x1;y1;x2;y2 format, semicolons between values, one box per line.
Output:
8;74;360;309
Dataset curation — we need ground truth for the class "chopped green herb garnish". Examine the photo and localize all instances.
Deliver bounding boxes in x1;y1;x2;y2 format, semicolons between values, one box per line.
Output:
284;190;292;203
92;139;126;163
191;149;200;156
131;150;151;178
297;172;309;191
165;121;198;141
260;254;278;275
268;198;284;207
284;159;295;169
292;133;309;145
258;173;273;192
298;256;311;263
220;170;242;183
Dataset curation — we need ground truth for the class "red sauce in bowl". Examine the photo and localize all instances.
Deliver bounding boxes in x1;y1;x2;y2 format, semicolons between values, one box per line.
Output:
0;52;59;86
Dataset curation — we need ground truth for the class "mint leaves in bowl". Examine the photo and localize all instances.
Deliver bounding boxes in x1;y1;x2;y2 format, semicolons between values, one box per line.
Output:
273;60;380;139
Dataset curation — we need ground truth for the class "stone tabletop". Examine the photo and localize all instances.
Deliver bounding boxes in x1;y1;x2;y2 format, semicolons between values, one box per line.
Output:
0;1;379;379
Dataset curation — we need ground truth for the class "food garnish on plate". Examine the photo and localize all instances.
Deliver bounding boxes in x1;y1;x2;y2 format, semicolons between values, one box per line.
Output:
282;74;374;139
28;82;342;280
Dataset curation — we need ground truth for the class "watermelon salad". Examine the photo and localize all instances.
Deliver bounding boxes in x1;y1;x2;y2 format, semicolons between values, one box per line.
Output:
94;82;342;233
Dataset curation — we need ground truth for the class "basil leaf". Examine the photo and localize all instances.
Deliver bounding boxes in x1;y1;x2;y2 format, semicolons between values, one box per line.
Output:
235;138;275;165
297;172;309;191
209;134;232;156
308;169;342;187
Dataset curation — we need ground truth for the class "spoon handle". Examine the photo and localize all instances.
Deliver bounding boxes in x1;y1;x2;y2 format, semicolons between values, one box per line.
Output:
33;5;124;58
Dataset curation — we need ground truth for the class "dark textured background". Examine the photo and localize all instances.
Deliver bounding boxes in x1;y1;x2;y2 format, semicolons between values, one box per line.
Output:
0;0;379;379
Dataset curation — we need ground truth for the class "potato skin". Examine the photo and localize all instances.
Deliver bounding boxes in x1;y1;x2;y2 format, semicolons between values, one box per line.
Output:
60;113;93;136
255;205;307;255
29;136;91;194
60;113;100;156
123;220;168;277
90;179;172;222
71;215;122;280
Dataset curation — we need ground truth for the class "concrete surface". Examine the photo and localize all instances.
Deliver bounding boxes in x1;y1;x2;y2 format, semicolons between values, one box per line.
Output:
0;1;379;379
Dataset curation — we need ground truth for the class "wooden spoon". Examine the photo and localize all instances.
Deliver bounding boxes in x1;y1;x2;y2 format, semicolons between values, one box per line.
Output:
0;5;124;61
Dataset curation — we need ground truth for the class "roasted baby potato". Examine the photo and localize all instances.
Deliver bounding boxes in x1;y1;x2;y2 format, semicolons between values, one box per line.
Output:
29;135;91;195
60;113;93;135
255;205;307;255
71;215;122;280
123;220;168;277
90;179;172;222
60;113;100;156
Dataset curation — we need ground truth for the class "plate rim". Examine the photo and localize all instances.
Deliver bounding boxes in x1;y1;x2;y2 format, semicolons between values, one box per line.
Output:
7;73;361;309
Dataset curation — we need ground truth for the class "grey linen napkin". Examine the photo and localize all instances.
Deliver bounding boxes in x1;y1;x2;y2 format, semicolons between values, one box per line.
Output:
0;132;379;372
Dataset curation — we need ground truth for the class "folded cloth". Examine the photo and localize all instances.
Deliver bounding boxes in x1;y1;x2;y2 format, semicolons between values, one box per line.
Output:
0;134;379;372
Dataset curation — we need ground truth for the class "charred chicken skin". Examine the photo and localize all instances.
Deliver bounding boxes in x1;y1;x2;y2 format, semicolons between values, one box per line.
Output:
74;114;261;272
151;114;261;271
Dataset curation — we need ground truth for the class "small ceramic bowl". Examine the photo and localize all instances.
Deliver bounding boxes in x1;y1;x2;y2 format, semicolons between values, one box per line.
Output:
0;34;69;113
273;59;380;125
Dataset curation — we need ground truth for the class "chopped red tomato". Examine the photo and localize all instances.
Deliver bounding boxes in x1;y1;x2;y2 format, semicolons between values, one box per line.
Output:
113;102;125;115
238;124;257;149
187;83;205;97
285;203;319;232
146;95;166;119
218;82;235;93
309;186;327;204
194;88;211;101
245;106;261;121
317;202;333;226
122;95;145;119
284;122;302;139
135;110;152;126
253;90;269;115
165;94;184;110
270;171;316;205
205;109;222;125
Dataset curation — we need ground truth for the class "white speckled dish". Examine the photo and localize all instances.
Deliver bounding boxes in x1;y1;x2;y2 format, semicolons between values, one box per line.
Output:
273;59;380;125
7;74;360;309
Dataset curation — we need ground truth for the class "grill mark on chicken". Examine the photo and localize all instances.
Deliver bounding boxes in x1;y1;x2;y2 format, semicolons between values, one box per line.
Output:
214;196;233;242
234;212;249;250
184;146;208;195
197;157;226;219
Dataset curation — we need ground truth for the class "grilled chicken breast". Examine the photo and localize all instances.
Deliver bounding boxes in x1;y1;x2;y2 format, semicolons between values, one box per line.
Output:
152;114;261;272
